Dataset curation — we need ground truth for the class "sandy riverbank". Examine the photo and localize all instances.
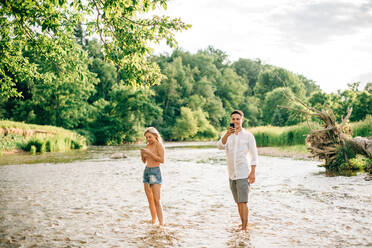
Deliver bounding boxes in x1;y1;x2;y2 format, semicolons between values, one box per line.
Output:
1;149;25;156
258;147;318;161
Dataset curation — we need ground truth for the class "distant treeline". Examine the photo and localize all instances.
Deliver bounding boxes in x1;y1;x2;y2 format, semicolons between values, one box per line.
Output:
1;40;371;144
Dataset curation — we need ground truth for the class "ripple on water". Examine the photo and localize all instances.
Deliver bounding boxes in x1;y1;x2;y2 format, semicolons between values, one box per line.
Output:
0;145;372;247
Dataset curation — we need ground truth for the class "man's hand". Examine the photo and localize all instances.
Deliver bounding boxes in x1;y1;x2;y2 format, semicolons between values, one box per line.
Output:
248;171;256;184
227;126;235;136
222;127;235;145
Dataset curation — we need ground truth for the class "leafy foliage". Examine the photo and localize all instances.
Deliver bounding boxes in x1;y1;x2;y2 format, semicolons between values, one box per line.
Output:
1;19;371;145
0;0;190;97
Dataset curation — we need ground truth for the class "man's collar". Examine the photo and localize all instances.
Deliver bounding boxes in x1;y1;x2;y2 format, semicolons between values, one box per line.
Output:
235;127;246;134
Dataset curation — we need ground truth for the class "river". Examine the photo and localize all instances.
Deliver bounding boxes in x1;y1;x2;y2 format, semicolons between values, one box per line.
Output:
0;143;371;247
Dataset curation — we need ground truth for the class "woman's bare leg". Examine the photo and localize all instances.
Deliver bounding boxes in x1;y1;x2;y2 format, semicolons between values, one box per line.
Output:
151;184;164;225
144;183;157;224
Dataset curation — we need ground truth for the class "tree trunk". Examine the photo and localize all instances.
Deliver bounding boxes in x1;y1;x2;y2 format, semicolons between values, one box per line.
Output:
280;97;372;168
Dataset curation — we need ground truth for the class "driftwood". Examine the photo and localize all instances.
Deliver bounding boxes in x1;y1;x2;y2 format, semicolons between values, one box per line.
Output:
280;96;372;168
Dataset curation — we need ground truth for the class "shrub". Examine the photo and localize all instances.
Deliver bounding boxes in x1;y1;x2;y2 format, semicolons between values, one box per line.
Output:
30;145;37;155
363;158;372;174
23;139;44;152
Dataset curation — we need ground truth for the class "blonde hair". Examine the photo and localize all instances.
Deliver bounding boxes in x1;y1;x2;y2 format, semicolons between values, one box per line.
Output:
144;127;163;144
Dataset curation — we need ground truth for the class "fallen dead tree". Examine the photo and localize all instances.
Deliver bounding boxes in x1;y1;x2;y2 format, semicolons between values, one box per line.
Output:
280;97;372;173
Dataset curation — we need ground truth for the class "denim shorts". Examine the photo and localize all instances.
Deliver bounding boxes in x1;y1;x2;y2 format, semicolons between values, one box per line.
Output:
143;167;162;184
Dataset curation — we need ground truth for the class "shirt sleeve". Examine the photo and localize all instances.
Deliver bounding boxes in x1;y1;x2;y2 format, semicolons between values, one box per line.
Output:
249;134;259;166
217;135;227;150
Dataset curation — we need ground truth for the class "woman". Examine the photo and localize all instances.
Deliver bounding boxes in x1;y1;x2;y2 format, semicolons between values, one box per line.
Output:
140;127;165;225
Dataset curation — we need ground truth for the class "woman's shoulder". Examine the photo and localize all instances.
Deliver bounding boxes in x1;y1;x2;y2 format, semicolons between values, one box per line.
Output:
156;142;165;150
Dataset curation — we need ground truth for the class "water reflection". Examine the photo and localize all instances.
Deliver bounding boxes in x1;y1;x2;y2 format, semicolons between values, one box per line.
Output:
0;143;371;247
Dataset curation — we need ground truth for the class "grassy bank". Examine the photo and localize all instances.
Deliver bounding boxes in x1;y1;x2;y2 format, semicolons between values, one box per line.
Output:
351;115;372;137
0;120;86;154
248;122;320;147
248;116;372;147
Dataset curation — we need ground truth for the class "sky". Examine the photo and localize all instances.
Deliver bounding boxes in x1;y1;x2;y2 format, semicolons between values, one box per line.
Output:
151;0;372;93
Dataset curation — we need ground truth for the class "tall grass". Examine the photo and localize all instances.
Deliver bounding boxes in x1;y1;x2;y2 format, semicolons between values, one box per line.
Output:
351;115;372;137
248;116;371;147
248;122;321;147
0;120;86;153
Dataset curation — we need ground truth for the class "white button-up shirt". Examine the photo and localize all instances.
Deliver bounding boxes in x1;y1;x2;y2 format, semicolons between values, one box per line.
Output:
217;129;258;180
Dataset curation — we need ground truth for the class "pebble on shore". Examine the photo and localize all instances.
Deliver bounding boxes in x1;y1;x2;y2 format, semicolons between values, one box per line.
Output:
110;152;127;159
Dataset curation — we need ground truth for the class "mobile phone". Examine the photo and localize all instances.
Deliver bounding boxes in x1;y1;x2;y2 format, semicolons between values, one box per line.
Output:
230;123;235;128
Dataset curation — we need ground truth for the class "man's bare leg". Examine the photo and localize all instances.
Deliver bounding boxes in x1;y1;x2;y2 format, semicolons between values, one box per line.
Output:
144;184;157;224
238;202;249;230
237;204;243;224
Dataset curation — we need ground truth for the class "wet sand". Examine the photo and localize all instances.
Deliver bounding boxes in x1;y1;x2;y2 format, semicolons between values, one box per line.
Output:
257;147;315;160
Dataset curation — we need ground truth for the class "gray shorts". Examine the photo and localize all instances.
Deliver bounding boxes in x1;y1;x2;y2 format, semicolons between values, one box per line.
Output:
229;178;250;203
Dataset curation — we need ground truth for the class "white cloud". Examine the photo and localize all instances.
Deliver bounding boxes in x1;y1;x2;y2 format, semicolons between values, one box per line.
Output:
271;0;372;45
151;0;372;93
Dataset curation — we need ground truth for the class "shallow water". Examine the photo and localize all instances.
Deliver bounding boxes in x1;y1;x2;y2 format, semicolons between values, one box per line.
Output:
0;143;371;247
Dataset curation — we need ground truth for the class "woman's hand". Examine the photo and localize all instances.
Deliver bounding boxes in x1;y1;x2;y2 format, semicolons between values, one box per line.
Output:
141;148;148;154
140;149;149;163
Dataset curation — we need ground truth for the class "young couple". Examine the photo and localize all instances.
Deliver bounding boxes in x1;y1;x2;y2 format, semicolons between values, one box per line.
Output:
140;110;258;231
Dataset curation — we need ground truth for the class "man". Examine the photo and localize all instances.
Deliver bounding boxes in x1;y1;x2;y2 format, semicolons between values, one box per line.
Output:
217;110;258;231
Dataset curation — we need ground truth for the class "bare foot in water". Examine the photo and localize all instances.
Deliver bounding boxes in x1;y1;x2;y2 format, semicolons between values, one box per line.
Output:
158;224;166;231
236;224;243;231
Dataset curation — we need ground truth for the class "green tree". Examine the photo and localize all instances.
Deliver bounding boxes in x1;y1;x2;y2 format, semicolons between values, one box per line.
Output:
262;87;294;126
254;67;305;99
173;107;198;140
272;108;284;126
180;51;220;82
351;91;372;121
203;97;225;127
153;57;193;130
238;96;262;126
193;109;218;139
232;58;263;96
347;82;361;92
298;75;321;97
7;36;98;129
85;40;117;102
308;91;331;109
365;82;372;94
0;0;190;98
200;46;229;70
215;68;246;112
90;85;161;145
172;107;217;140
